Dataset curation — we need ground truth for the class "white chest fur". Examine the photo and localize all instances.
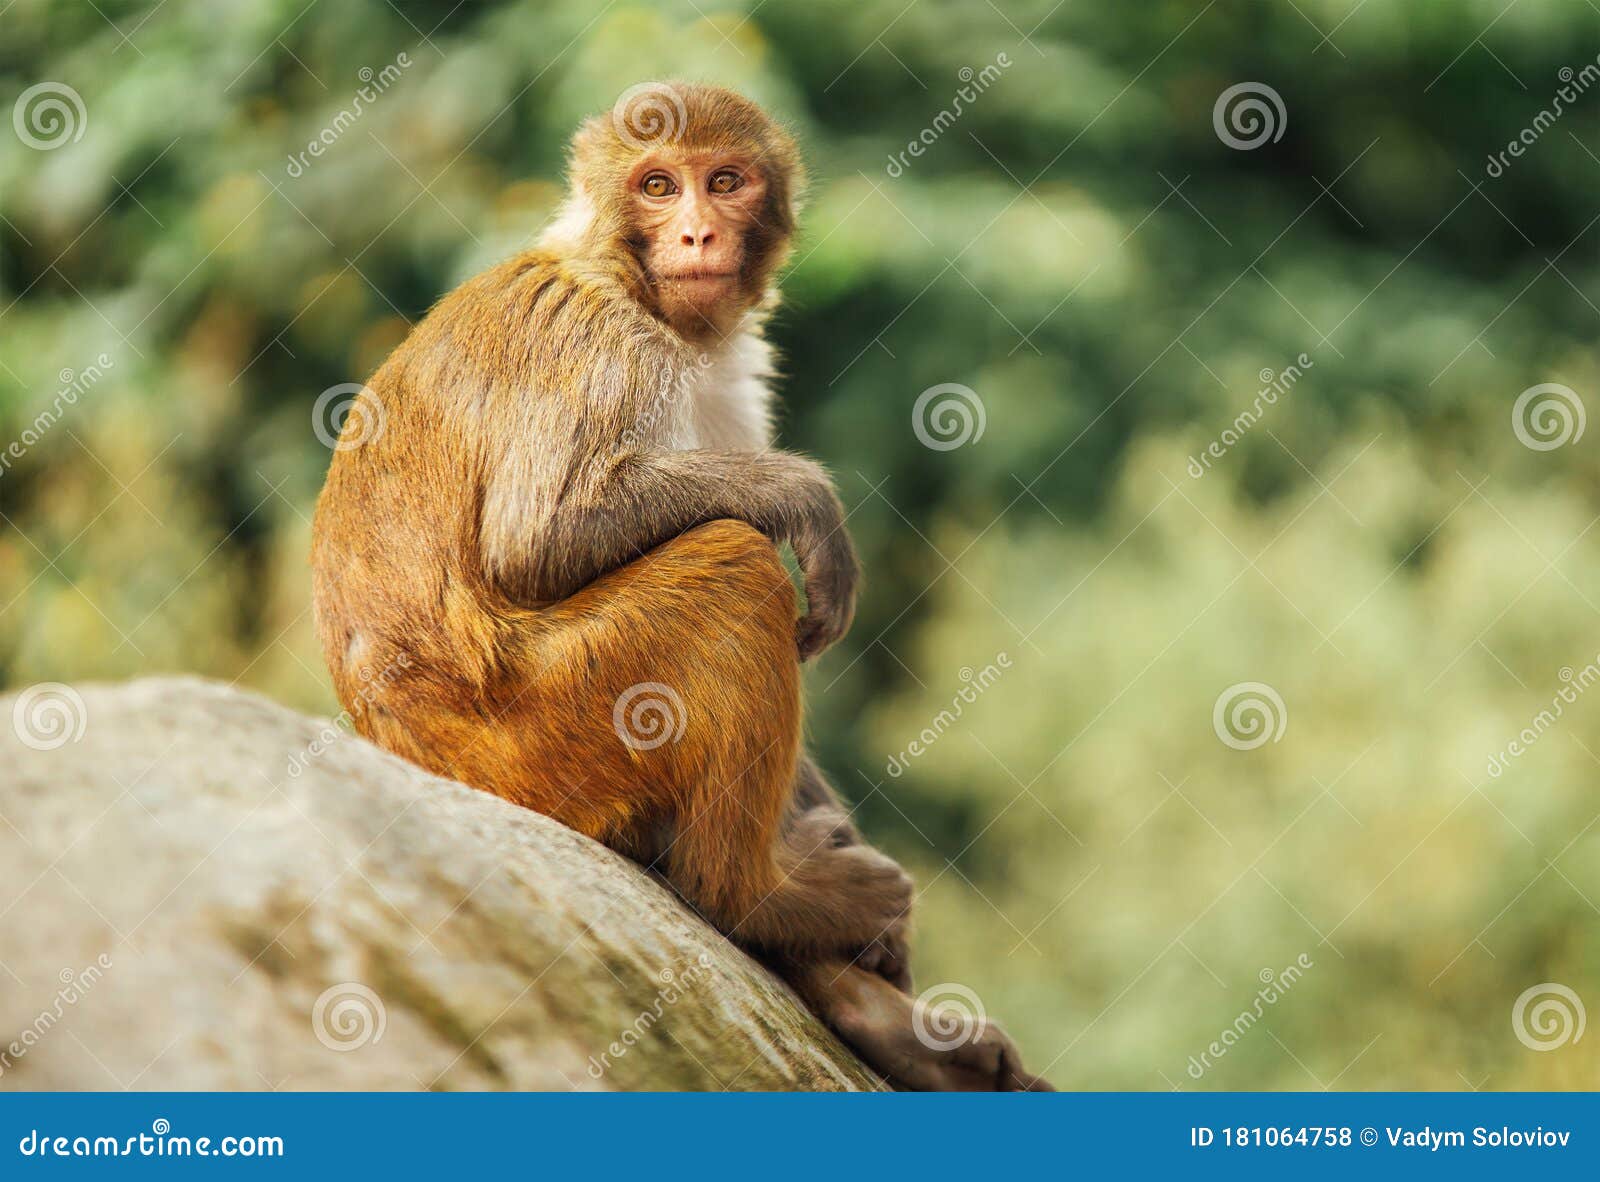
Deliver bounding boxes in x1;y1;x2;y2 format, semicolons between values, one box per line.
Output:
657;330;776;453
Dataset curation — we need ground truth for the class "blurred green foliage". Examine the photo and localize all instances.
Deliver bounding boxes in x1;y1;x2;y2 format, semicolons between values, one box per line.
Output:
3;0;1599;1089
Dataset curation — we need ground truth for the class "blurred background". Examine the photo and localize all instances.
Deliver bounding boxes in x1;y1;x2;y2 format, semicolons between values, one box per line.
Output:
3;0;1599;1089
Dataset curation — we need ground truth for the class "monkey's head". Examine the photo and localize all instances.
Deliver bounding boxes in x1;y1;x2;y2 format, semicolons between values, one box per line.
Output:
552;83;805;342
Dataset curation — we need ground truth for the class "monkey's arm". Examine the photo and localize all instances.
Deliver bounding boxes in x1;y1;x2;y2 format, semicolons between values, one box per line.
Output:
540;449;859;660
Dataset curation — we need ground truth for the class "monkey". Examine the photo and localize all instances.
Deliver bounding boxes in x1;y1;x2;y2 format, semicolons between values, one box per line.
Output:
310;82;1049;1091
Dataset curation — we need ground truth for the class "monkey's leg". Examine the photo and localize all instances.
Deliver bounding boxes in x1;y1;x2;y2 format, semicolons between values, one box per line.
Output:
606;528;911;960
682;776;915;965
410;519;910;965
784;960;1055;1092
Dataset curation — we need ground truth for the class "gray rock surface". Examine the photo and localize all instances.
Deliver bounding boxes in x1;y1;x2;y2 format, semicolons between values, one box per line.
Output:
0;677;879;1091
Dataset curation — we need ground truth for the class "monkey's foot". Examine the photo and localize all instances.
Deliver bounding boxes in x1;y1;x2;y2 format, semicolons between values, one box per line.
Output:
794;961;1054;1092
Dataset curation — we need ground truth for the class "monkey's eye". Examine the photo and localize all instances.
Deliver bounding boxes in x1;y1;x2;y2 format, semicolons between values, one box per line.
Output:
640;173;677;198
708;169;744;194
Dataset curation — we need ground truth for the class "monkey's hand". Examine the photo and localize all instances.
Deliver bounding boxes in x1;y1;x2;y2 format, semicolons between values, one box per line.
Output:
857;925;914;994
792;486;859;662
562;449;859;659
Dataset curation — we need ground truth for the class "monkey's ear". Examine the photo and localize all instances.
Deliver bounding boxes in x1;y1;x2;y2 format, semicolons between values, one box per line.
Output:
759;120;808;225
566;116;611;176
778;158;807;222
540;181;598;251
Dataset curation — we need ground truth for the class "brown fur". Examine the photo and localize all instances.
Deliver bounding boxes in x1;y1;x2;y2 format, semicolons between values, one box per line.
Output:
310;83;1048;1090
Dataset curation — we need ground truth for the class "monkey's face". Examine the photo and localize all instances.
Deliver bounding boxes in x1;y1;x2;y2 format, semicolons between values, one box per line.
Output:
628;152;773;339
561;85;803;338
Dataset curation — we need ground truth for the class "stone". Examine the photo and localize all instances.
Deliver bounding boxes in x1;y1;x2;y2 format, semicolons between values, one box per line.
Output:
0;677;878;1091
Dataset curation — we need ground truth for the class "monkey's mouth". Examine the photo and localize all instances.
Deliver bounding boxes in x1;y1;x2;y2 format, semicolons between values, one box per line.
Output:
659;270;738;282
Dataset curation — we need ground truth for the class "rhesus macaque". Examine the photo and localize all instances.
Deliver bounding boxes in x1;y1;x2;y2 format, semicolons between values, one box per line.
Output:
311;83;1049;1091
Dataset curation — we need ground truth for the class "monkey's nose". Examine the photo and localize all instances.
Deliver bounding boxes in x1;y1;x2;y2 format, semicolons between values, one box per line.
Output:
680;226;716;247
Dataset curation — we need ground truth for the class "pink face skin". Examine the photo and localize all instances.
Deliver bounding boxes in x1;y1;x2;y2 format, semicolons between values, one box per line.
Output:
629;152;769;337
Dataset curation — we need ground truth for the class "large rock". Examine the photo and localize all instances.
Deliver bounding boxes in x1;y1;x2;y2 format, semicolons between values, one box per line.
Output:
0;678;878;1091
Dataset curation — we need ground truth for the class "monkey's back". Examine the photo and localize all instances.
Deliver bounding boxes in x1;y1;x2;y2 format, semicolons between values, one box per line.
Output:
312;250;625;676
308;250;734;830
